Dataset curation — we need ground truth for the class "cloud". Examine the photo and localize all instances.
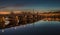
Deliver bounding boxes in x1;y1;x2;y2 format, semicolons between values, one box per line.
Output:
0;6;7;9
0;2;32;10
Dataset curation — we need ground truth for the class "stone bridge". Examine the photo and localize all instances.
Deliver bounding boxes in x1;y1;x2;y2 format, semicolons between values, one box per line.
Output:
0;12;60;30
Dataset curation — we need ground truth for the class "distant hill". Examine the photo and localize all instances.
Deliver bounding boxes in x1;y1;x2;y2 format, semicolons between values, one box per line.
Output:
46;10;60;13
53;11;60;13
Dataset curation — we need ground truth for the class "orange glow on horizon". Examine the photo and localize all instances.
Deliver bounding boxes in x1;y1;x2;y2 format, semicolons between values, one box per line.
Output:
0;12;11;14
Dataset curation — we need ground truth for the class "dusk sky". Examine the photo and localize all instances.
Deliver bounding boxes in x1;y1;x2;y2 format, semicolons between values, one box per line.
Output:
0;0;60;11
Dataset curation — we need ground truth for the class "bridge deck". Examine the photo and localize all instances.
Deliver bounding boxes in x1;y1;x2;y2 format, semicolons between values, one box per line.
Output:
0;12;60;29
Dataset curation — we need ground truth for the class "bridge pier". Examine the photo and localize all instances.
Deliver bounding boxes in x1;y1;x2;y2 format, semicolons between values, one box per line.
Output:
1;16;5;32
15;16;19;26
0;16;5;32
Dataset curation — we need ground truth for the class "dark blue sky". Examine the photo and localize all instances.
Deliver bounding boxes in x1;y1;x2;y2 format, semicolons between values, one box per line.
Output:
0;0;60;11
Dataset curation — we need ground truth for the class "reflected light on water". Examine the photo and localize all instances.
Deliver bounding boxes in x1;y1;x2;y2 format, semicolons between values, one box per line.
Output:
2;29;4;32
14;27;17;30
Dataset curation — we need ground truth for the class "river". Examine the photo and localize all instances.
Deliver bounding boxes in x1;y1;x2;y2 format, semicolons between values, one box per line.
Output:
0;20;60;35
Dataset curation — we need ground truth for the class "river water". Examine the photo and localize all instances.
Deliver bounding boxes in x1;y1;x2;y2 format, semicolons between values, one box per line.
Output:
0;20;60;35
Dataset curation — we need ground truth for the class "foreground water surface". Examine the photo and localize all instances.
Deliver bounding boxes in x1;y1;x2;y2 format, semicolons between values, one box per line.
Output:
0;20;60;35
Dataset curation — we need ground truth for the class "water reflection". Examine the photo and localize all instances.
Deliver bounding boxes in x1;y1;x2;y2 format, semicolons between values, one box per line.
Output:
0;20;60;35
0;16;60;33
2;29;4;32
